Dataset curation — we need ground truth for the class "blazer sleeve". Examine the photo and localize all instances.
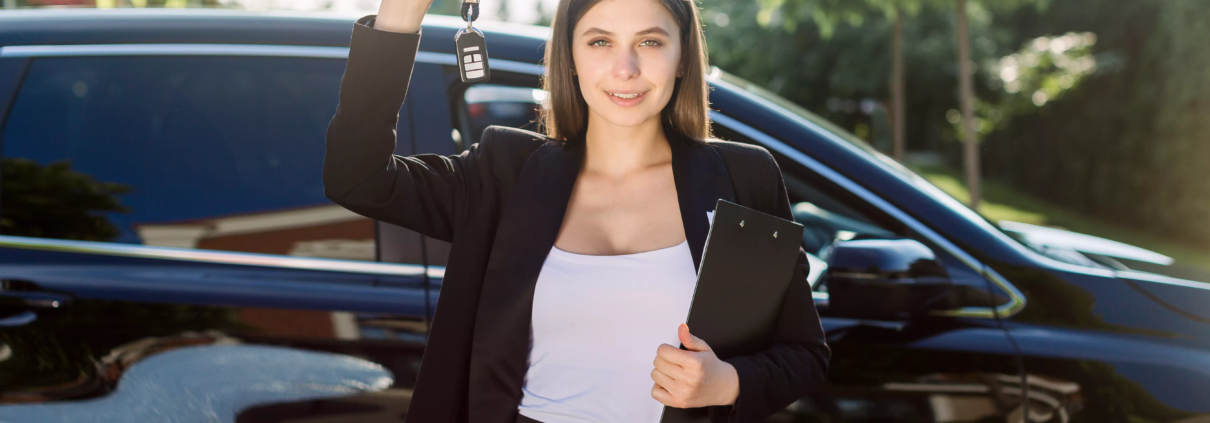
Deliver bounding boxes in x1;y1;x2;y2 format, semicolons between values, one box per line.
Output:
324;15;493;242
713;150;831;423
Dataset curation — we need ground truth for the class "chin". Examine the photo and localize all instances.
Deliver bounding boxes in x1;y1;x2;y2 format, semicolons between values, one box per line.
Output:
600;113;660;129
590;102;664;128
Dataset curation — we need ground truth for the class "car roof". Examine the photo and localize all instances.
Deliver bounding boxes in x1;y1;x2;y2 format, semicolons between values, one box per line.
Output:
0;8;551;64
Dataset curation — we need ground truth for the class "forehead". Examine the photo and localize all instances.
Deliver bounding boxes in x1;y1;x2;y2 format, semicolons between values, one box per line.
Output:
574;0;679;36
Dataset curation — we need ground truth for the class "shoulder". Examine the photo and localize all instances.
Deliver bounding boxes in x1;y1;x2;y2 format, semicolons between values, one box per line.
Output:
474;125;560;174
479;125;558;158
703;138;780;181
703;138;785;212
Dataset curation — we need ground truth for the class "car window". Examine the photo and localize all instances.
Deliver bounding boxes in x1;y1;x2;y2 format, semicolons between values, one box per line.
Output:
459;83;544;147
714;69;1044;265
710;123;1011;309
0;55;381;262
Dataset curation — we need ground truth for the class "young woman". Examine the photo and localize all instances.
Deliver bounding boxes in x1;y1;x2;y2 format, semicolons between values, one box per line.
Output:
323;0;830;422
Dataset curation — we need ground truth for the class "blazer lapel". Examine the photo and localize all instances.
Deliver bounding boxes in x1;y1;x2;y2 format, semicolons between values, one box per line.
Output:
467;132;736;422
669;131;737;271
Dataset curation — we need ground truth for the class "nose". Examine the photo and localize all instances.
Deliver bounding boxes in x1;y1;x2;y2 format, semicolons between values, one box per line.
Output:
611;46;640;80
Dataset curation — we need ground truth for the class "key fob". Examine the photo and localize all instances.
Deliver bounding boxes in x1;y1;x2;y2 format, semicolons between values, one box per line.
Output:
456;28;490;83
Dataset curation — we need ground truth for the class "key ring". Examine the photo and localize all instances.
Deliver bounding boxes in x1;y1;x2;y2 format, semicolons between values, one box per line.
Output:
461;0;480;27
455;0;491;83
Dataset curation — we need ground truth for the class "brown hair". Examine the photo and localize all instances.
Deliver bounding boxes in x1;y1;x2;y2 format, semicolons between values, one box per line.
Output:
539;0;712;143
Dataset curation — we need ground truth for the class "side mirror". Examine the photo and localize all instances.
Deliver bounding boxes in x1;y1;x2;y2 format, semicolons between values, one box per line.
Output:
821;238;956;320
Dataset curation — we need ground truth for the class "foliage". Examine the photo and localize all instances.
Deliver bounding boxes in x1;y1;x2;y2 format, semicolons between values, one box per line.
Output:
0;158;131;241
983;0;1210;247
701;0;1011;155
708;0;1210;248
964;31;1098;137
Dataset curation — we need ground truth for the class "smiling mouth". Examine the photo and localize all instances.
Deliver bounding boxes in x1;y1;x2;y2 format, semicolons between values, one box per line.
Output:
608;91;645;99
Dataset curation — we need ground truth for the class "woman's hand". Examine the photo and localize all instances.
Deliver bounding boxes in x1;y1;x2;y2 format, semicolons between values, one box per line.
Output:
375;0;436;34
651;323;740;408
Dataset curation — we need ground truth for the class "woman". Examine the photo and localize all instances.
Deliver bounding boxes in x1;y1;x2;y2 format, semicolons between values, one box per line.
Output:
323;0;830;421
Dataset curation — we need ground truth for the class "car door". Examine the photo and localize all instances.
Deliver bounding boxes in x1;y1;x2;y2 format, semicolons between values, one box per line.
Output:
708;115;1035;422
0;45;429;422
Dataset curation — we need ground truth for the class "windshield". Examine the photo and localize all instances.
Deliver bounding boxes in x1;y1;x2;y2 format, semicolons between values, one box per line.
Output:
711;69;994;217
709;68;1199;275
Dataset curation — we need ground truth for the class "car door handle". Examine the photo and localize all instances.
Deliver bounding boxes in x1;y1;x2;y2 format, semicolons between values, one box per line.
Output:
0;280;73;327
0;279;74;309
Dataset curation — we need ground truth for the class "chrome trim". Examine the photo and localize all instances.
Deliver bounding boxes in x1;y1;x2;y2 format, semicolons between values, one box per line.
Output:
709;112;1027;319
415;51;544;76
1117;270;1210;291
426;265;446;280
0;44;350;59
0;235;426;277
0;44;547;77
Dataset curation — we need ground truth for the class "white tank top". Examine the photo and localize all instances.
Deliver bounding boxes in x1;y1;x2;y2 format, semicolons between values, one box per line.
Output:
516;239;698;423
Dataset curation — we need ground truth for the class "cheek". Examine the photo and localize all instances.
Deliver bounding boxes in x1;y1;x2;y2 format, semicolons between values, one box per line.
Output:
649;46;682;81
570;50;602;85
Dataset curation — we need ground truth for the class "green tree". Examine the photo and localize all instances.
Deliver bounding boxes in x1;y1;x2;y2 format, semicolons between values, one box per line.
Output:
0;158;131;242
757;0;932;164
753;0;1044;208
983;0;1210;248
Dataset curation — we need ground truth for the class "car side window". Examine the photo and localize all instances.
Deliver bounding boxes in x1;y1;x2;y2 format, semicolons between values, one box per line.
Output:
709;123;1012;309
0;56;383;262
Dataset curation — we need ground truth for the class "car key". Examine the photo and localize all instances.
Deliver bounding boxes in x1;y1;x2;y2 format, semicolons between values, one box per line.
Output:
457;0;490;83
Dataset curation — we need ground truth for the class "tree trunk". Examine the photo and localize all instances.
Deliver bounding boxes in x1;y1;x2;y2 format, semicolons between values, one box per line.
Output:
497;0;511;22
955;0;981;208
891;8;906;162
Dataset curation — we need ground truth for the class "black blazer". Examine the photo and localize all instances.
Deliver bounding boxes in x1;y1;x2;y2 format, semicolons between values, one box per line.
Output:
324;15;829;423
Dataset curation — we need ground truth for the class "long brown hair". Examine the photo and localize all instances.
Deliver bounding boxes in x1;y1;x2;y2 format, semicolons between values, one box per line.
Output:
539;0;712;143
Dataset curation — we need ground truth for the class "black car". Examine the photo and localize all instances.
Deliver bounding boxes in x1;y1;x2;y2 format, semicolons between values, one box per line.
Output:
1;8;1207;423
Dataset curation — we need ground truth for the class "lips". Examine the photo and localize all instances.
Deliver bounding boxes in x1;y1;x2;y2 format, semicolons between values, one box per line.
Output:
607;90;647;107
608;91;644;99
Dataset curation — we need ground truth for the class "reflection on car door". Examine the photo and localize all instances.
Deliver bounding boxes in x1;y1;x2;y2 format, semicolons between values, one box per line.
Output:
0;50;429;422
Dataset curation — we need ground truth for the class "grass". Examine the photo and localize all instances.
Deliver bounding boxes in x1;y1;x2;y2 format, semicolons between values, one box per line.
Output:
910;165;1210;273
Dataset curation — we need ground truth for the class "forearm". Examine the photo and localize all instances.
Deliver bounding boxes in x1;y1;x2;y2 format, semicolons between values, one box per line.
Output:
374;0;432;34
323;15;421;200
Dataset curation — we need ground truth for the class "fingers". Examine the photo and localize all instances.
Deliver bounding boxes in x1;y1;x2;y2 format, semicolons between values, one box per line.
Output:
651;382;674;406
656;343;698;367
653;355;688;381
651;367;677;390
678;323;712;352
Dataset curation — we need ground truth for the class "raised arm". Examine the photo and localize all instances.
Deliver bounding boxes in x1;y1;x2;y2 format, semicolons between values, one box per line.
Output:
324;0;493;242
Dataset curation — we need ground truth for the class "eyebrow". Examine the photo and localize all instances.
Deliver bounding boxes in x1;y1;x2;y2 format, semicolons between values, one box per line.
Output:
581;26;671;37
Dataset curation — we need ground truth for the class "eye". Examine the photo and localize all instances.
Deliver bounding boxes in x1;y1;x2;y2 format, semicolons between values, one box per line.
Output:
641;39;662;47
590;39;610;47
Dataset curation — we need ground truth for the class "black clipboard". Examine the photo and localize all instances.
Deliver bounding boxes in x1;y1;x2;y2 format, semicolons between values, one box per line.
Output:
659;199;805;423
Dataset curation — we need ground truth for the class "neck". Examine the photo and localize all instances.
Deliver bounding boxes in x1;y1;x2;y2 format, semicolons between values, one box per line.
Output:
581;111;672;179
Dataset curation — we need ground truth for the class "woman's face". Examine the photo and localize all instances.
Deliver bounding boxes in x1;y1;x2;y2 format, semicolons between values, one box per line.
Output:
571;0;683;129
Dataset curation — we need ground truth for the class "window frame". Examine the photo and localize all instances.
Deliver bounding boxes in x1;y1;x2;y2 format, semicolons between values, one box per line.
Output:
0;43;426;276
